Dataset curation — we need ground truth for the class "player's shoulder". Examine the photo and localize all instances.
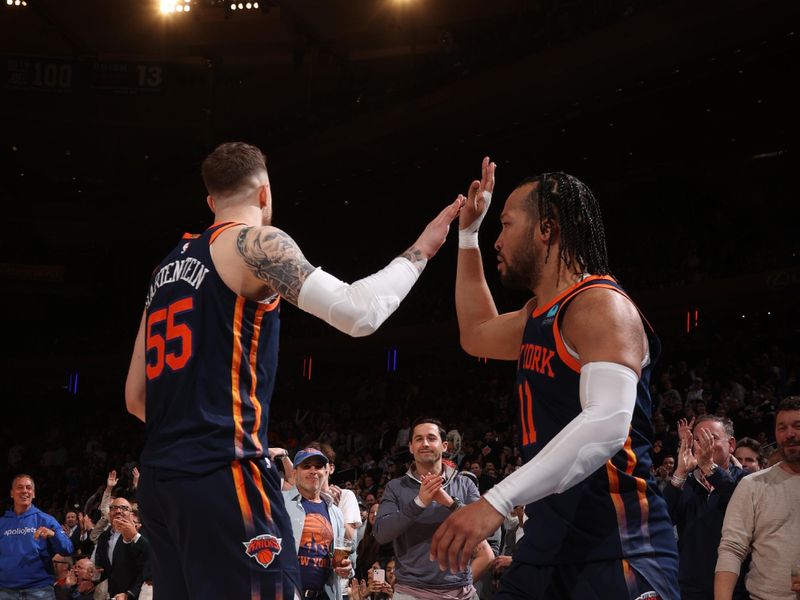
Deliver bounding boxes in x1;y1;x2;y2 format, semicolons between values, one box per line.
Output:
567;281;638;323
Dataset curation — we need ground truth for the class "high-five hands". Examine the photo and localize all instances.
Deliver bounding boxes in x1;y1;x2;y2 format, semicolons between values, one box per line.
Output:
459;156;496;249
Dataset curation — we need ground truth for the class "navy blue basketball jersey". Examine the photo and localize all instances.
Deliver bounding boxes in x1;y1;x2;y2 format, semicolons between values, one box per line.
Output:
140;222;280;475
513;276;677;587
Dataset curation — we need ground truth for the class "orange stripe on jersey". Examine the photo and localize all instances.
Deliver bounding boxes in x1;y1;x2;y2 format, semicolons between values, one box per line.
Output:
518;384;529;446
181;232;201;240
552;281;628;374
247;303;268;455
524;381;536;445
622;435;636;476
531;275;609;318
231;297;246;459
232;461;254;535
210;221;244;244
248;461;273;521
554;322;581;373
606;461;628;534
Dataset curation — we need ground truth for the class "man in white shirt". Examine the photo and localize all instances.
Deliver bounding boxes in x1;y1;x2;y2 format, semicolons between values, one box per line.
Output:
715;396;800;600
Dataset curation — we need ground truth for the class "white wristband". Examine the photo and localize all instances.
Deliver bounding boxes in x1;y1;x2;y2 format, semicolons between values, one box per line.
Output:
458;230;480;249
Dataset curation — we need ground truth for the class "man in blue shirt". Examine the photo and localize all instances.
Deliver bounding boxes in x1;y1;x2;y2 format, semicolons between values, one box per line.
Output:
0;474;74;600
282;449;351;600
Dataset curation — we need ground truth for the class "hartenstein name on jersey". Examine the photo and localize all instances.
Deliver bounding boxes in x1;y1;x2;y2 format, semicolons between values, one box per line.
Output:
145;257;210;309
518;343;555;377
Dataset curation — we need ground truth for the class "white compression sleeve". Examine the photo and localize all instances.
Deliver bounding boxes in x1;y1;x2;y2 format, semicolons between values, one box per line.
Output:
483;362;638;516
297;257;421;337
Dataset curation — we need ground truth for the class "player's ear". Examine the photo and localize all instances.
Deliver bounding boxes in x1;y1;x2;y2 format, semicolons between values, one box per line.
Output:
207;195;217;214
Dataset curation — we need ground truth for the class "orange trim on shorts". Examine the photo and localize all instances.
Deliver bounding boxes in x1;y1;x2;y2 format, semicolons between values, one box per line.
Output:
247;303;268;455
231;297;246;459
210;221;245;244
248;461;273;521
636;473;651;538
232;461;254;535
621;559;638;594
621;435;652;538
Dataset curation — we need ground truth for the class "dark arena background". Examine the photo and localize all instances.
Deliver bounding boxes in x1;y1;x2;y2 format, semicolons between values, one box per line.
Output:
1;0;798;587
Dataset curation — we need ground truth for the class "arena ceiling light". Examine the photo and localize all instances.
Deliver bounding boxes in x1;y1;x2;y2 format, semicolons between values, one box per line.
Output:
229;1;259;10
6;0;29;6
160;0;192;14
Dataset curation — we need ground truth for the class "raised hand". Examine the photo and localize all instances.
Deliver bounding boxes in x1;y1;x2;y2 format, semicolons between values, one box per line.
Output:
409;196;466;262
693;427;716;472
106;470;118;489
677;417;695;442
675;420;697;476
459;157;496;244
328;484;343;505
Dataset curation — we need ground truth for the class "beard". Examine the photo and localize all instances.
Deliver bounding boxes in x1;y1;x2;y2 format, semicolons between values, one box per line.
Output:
778;440;800;463
500;243;538;291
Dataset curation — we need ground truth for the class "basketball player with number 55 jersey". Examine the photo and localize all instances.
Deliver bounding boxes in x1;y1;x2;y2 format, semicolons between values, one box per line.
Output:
125;142;463;600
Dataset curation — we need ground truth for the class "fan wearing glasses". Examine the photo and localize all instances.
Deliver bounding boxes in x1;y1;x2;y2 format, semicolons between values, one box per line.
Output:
91;498;150;600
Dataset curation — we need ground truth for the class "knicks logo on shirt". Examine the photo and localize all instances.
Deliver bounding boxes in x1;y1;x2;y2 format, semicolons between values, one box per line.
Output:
243;533;282;568
518;343;555;377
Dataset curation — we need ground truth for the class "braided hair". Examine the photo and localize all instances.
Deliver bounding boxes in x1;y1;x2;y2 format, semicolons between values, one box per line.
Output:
518;172;611;276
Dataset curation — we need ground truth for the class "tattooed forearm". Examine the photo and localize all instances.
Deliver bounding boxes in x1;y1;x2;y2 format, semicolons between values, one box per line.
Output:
236;226;315;305
400;245;428;275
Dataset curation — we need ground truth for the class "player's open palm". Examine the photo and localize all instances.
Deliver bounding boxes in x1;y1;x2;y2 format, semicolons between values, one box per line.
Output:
677;426;697;475
413;196;465;259
459;156;495;231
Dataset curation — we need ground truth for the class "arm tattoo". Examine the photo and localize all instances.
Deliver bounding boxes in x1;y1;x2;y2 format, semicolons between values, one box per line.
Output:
236;227;315;305
400;245;428;275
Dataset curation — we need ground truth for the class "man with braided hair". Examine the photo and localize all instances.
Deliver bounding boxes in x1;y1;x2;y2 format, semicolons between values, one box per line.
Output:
431;158;679;599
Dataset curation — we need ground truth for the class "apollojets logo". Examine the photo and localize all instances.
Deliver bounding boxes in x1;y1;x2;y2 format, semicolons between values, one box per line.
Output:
243;534;282;568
